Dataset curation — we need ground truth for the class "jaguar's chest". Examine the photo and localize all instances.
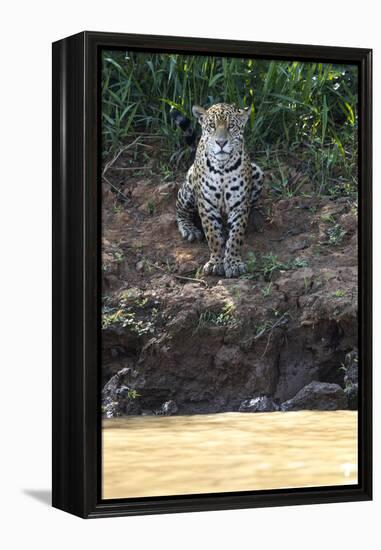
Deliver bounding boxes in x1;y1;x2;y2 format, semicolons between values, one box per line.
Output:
194;161;249;214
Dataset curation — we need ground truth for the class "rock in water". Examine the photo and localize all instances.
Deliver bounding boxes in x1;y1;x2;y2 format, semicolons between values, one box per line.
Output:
345;385;358;410
343;350;358;410
156;400;178;416
281;381;348;411
239;396;280;413
102;367;141;418
344;350;358;385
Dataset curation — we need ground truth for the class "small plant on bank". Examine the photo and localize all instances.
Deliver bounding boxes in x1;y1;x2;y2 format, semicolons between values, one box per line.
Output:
113;250;124;263
242;252;309;281
260;253;287;280
326;224;346;246
246;252;257;274
268;158;308;198
127;389;141;400
321;213;336;224
113;204;124;215
197;302;236;331
289;257;309;269
334;289;346;298
254;320;273;337
261;282;273;297
102;296;159;336
194;266;204;280
159;161;173;181
147;200;156;216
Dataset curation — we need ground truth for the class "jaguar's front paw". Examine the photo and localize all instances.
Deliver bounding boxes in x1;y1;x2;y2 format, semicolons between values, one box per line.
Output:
224;257;247;278
178;224;204;242
203;259;225;276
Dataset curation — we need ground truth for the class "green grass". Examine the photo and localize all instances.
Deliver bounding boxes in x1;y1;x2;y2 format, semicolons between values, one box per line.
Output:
334;289;346;298
102;51;358;198
146;199;156;216
113;250;124;263
326;224;347;245
321;213;336;223
243;252;309;281
102;295;159;336
196;303;236;331
261;282;273;297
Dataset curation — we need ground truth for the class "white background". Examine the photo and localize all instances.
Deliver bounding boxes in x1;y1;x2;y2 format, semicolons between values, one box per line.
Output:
0;1;378;547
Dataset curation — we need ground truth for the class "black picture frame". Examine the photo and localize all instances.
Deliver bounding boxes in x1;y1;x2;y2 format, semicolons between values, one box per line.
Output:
52;31;372;519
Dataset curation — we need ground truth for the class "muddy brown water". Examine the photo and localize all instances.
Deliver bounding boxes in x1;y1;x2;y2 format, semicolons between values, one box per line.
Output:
102;411;357;499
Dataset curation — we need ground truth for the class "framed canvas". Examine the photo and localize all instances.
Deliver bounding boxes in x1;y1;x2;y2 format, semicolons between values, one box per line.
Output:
52;31;372;518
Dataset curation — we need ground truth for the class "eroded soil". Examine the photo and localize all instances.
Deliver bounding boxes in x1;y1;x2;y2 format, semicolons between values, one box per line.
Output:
102;152;358;414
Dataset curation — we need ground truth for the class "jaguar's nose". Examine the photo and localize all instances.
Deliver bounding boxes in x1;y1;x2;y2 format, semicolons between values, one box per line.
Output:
216;139;228;149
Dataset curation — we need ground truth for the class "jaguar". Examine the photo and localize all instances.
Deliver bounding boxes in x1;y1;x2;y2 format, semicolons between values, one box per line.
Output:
173;103;264;278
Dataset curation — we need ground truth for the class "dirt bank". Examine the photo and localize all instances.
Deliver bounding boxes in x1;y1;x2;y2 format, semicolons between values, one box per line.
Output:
101;151;358;416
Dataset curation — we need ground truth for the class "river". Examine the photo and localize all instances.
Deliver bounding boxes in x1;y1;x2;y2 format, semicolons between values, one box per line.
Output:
102;410;357;499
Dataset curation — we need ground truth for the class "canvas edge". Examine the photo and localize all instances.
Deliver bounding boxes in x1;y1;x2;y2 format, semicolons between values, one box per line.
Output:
52;31;373;519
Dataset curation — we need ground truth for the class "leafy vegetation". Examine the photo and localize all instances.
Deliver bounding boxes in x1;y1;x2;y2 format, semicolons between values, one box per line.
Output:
197;303;236;331
102;295;159;336
326;224;347;246
334;289;346;298
102;51;358;197
244;252;309;281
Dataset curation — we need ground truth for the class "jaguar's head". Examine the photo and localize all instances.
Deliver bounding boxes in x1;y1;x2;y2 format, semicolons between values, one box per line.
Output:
192;103;250;162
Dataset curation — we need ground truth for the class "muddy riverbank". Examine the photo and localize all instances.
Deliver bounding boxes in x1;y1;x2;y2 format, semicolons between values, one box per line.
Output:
101;163;358;416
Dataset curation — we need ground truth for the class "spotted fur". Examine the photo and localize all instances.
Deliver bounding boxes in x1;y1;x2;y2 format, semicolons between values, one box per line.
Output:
175;103;264;278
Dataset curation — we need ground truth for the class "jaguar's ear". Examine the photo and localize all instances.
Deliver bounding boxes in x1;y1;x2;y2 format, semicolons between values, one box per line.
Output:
192;105;207;123
239;106;251;124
